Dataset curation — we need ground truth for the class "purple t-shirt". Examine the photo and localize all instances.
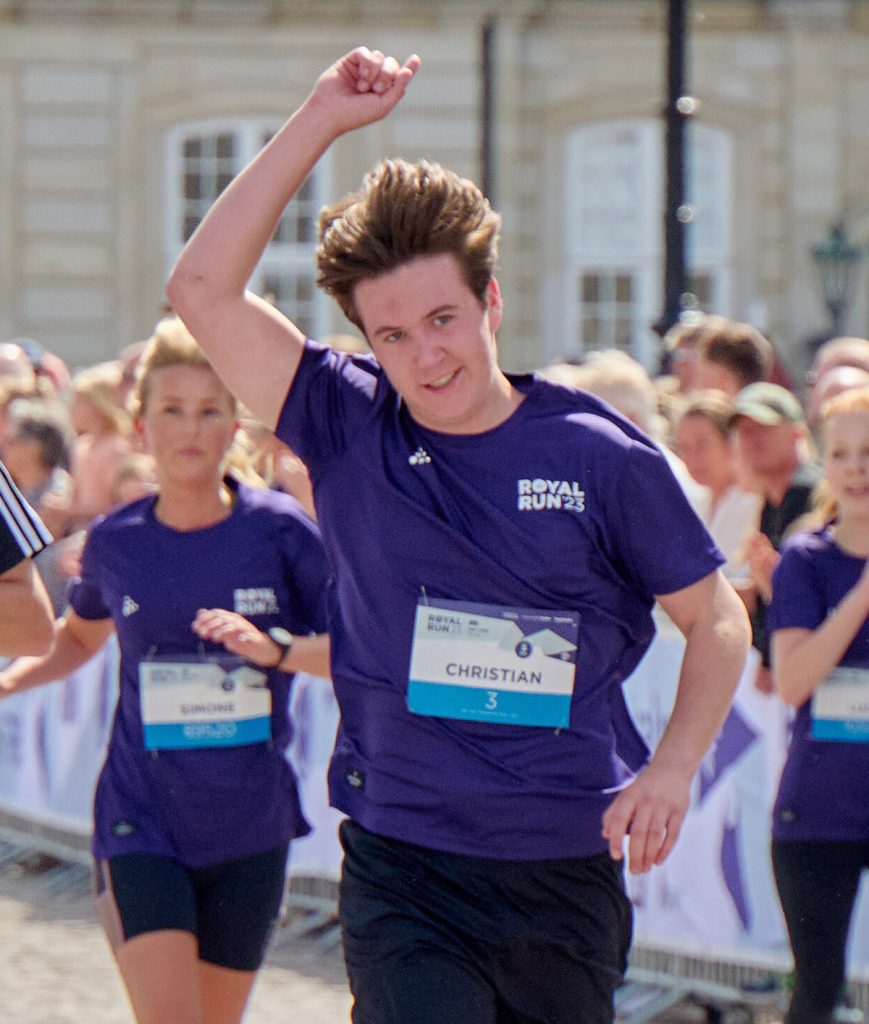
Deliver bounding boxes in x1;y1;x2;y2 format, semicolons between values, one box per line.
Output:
70;480;330;867
275;342;723;860
768;527;869;842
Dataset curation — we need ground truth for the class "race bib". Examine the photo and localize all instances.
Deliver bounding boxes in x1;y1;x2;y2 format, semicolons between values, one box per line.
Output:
811;666;869;743
139;656;271;750
408;598;578;727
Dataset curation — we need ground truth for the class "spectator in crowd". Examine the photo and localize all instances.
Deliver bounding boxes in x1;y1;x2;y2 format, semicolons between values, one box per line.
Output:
0;397;74;539
730;383;822;692
0;380;40;449
652;372;685;440
804;334;869;421
241;332;368;519
543;350;710;517
0;398;76;612
768;385;869;1024
52;453;160;596
109;452;157;506
807;363;869;437
35;347;73;398
0;341;37;392
167;46;749;1024
241;417;316;519
544;351;660;435
116;339;150;418
68;362;133;532
694;316;773;397
801;333;866;418
0;317;331;1024
322;331;369;354
808;335;869;388
674;391;762;585
13;336;73;398
0;459;54;657
660;314;707;394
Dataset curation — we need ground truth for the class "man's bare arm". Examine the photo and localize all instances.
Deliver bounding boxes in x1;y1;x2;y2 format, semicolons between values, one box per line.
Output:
602;570;750;873
167;47;420;428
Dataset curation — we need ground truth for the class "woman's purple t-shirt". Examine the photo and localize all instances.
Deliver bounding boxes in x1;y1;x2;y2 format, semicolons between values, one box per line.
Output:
768;527;869;842
70;480;330;867
275;342;723;860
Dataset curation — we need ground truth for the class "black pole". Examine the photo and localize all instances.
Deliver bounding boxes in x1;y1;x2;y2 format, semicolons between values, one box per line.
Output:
481;17;496;205
655;0;689;338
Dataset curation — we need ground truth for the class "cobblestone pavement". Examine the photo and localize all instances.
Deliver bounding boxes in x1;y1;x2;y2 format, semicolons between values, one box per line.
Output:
0;857;785;1024
0;859;352;1023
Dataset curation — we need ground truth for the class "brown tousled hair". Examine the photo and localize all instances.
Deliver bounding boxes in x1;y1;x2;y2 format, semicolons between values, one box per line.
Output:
316;159;501;331
698;315;773;388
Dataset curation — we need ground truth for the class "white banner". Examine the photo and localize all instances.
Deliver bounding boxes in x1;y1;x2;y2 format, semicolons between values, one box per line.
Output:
624;617;869;978
0;639;117;834
285;672;344;881
0;632;866;978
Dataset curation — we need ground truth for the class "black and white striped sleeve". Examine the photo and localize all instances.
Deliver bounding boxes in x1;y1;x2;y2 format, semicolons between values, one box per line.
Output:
0;460;53;575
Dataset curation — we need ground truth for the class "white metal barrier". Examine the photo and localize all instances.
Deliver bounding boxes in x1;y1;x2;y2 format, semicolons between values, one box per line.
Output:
1;633;867;1018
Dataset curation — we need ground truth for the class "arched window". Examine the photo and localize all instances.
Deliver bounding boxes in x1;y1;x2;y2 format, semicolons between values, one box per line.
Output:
563;119;732;369
165;120;330;340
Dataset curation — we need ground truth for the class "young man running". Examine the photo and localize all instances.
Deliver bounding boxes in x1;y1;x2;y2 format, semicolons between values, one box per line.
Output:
168;47;750;1024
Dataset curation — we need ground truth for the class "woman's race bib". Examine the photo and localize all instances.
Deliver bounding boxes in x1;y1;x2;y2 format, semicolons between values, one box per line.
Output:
811;666;869;743
139;655;271;750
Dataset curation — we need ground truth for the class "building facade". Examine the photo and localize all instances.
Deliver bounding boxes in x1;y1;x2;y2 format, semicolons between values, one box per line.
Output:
1;0;868;377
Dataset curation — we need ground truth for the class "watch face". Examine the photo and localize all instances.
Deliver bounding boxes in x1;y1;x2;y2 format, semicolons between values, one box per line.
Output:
269;627;293;647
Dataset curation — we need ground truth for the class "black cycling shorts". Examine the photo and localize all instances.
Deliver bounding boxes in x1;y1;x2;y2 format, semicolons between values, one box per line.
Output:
339;819;632;1024
94;844;289;971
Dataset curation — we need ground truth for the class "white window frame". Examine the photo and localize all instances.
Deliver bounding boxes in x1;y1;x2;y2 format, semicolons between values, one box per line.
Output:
562;119;732;371
164;119;332;340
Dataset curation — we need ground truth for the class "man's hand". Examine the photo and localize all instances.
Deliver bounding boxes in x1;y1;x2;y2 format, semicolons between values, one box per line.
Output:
167;45;421;430
604;571;749;874
601;763;692;874
306;47;421;137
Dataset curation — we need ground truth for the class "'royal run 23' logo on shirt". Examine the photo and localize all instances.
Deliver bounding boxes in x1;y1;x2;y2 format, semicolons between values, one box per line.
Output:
516;478;586;513
233;587;280;615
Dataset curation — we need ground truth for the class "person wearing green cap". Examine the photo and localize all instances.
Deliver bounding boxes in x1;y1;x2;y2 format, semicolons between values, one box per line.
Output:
730;383;822;691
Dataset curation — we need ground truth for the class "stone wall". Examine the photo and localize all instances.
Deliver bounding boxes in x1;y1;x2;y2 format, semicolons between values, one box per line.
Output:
0;0;867;375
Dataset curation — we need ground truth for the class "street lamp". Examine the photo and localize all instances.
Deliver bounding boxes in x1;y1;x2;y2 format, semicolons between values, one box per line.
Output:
812;222;862;336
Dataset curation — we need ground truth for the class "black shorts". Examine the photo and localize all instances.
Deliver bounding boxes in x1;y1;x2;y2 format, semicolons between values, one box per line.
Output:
339;820;632;1024
94;844;289;972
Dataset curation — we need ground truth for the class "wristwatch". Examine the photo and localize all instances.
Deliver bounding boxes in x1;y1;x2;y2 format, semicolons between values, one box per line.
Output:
266;627;294;670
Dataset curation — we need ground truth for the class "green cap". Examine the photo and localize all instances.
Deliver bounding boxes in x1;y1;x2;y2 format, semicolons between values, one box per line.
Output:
730;382;805;426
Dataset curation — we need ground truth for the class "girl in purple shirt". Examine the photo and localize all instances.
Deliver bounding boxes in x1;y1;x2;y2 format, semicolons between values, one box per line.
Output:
0;319;331;1024
769;385;869;1024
